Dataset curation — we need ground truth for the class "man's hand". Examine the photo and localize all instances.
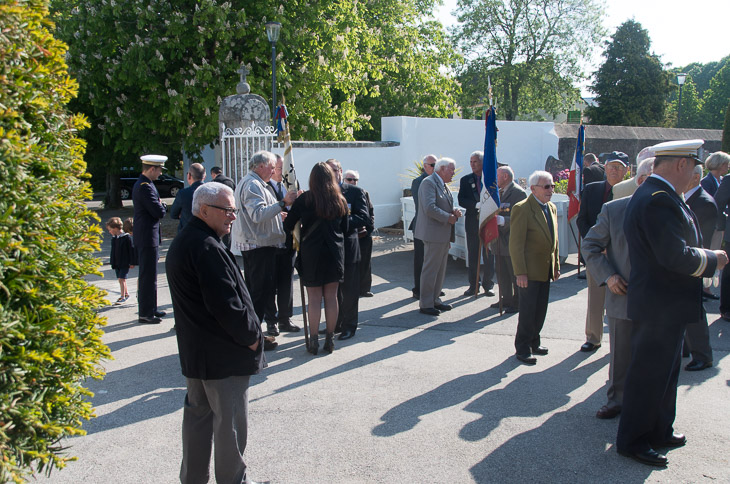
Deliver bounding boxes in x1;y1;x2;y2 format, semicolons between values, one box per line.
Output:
714;250;729;270
448;214;458;225
554;270;560;281
248;340;260;351
280;211;288;221
453;208;463;218
283;190;298;205
516;274;528;288
606;273;628;295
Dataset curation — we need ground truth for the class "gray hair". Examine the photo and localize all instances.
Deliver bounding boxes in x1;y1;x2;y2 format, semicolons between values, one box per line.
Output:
693;164;704;176
422;154;438;164
192;182;233;216
435;157;456;172
498;165;514;180
635;157;654;186
470;151;484;162
344;169;360;179
705;151;730;171
248;150;276;171
528;170;553;187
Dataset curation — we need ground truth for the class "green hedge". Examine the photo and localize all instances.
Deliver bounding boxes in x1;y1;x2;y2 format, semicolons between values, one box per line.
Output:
0;0;110;481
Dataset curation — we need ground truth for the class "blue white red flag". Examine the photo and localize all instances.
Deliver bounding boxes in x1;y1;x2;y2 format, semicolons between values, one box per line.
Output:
567;124;585;221
478;105;500;245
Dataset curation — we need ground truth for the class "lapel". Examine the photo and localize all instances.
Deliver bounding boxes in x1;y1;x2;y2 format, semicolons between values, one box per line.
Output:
469;173;480;199
529;195;553;244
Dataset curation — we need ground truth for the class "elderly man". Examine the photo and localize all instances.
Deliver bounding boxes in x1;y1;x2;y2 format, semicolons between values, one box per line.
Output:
706;152;730;320
581;158;653;420
343;170;376;298
232;150;297;336
133;154;168;324
577;151;629;353
166;183;267;484
616;140;727;467
325;159;370;340
458;151;496;297
489;165;526;312
263;155;301;334
170;162;206;234
700;151;729;196
411;154;437;300
509;171;560;364
415;157;462;316
210;166;236;190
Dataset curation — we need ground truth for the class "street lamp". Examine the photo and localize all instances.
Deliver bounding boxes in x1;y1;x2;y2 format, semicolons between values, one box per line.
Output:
265;21;282;118
677;72;686;128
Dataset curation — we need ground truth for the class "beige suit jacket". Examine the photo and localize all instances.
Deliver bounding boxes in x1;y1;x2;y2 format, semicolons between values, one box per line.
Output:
509;194;560;282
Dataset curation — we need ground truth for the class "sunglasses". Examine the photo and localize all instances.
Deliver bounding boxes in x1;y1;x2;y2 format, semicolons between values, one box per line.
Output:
533;184;555;190
425;163;435;167
345;177;359;182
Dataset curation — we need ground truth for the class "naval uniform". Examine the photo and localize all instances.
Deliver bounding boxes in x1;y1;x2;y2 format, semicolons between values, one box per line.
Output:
133;173;166;318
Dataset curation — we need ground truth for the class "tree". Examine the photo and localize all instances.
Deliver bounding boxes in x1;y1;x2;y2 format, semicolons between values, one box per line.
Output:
701;63;730;129
587;20;673;126
723;101;730;153
664;75;703;128
452;0;606;120
0;1;110;481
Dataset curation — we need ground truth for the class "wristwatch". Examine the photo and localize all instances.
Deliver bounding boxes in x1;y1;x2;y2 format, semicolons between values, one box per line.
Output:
278;200;286;209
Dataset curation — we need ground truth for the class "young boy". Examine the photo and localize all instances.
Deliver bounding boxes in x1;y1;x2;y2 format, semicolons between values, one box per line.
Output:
107;216;135;304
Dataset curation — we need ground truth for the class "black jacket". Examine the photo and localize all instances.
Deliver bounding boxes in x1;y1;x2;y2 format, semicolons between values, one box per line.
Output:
166;217;265;380
577;180;612;238
132;174;166;248
341;182;369;264
169;180;203;234
110;232;136;270
686;186;718;249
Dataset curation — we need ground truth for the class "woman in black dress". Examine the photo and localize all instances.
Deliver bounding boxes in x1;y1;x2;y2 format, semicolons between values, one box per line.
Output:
283;162;348;354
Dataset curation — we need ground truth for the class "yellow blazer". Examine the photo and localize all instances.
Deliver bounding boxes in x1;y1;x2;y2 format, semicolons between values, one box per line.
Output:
509;194;560;282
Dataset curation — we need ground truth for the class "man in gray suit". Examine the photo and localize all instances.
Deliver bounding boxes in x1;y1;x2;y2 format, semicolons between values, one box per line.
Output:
414;158;462;316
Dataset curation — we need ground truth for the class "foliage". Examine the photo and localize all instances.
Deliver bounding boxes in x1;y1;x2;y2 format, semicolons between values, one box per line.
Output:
664;75;703;128
452;0;606;120
701;63;730;130
587;20;673;127
677;56;729;99
554;178;568;194
0;0;110;481
723;101;730;153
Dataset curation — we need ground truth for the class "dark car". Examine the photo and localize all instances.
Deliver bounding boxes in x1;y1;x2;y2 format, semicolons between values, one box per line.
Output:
119;173;184;200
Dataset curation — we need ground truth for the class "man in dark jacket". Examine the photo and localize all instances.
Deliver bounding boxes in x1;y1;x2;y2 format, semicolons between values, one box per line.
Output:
166;182;267;484
169;162;205;234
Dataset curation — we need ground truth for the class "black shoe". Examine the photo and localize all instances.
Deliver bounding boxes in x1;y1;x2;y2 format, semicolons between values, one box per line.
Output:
722;312;730;322
515;353;536;365
154;310;166;317
267;323;280;336
278;321;301;332
652;432;686;449
338;329;356;340
138;316;161;324
307;336;319;355
532;346;548;355
596;405;621;419
463;287;478;297
577;272;586;280
419;307;440;316
702;292;719;300
324;332;335;353
439;291;445;297
617;448;668;467
685;360;711;371
504;306;518;314
435;303;452;311
360;291;374;297
484;288;495;297
264;336;278;351
580;342;601;352
412;288;420;300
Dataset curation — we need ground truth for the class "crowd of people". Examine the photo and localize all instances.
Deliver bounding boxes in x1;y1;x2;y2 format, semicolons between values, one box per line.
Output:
110;142;729;480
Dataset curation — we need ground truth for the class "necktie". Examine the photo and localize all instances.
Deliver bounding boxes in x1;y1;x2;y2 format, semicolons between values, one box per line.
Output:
542;204;554;241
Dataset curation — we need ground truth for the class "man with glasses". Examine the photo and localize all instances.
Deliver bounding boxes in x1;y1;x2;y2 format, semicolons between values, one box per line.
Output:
132;154;168;324
410;154;437;300
577;151;629;353
232;150;298;337
343;170;376;298
509;171;560;364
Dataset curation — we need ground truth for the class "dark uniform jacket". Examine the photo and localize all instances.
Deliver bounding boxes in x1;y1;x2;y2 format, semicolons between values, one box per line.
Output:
686;186;718;249
341;183;369;264
582;163;605;186
169;180;203;234
458;172;482;236
624;176;718;325
132;174;166;248
700;173;720;197
166;216;265;380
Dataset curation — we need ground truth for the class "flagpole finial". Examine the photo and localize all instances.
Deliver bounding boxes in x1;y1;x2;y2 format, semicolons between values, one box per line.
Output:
487;76;493;107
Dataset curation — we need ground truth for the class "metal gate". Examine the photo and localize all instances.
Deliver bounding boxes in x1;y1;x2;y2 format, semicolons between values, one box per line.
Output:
220;122;277;186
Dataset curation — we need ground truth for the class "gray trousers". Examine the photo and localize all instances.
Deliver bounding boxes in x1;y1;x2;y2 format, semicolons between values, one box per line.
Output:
419;240;450;309
585;271;606;345
606;316;633;409
180;375;251;484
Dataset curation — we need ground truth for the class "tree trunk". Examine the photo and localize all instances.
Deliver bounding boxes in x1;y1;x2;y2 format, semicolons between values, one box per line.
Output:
105;165;123;209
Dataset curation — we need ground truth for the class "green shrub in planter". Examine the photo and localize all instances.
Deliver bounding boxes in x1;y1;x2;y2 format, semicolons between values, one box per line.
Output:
0;1;110;481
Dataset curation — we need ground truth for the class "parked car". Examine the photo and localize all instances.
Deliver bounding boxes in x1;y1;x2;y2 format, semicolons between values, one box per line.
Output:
119;173;184;200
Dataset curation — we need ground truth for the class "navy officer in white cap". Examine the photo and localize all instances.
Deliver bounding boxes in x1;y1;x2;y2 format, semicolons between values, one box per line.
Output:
616;139;728;466
133;154;168;324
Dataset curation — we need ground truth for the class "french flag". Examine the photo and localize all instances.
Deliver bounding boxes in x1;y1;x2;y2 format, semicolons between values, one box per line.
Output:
479;106;500;245
567;124;585;221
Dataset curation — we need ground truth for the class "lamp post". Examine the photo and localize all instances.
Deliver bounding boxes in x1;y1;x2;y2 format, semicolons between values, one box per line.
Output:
677;72;686;128
265;21;281;119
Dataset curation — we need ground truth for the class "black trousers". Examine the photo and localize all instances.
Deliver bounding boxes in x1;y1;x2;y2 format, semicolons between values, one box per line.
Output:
683;309;713;363
616;319;684;453
338;261;360;332
466;227;494;290
515;280;550;355
495;255;519;307
242;247;276;324
264;248;296;324
413;238;424;293
137;245;159;318
359;234;373;294
720;265;730;314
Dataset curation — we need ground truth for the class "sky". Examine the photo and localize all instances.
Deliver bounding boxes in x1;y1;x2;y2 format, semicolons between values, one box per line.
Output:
435;0;730;94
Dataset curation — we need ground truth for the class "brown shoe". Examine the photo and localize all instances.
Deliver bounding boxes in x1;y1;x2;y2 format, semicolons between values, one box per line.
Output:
596;405;621;419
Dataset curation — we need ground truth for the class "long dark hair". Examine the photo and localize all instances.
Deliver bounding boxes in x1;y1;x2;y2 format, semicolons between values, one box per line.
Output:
308;162;348;220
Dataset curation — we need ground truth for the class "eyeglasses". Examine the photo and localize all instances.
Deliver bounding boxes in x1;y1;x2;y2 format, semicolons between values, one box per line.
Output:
425;163;435;167
207;205;236;216
345;177;359;182
533;184;555;190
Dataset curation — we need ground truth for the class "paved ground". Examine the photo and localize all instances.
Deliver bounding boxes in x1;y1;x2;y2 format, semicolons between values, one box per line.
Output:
33;201;730;483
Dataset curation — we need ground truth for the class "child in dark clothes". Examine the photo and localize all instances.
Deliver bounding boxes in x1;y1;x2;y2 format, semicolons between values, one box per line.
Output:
107;216;135;304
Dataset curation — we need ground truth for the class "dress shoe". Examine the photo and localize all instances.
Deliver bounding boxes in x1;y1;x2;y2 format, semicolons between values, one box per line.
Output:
440;291;445;297
484;288;495;297
266;323;280;336
652;432;686;449
504;306;518;314
435;303;452;311
138;316;161;324
515;353;536;365
278;320;301;332
580;342;601;352
154;310;166;317
338;329;356;341
617;448;667;467
685;359;712;371
577;272;586;280
360;291;374;297
463;287;479;297
596;405;621;419
264;336;278;351
702;291;719;300
419;307;440;316
412;289;420;300
722;312;730;322
532;346;548;355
